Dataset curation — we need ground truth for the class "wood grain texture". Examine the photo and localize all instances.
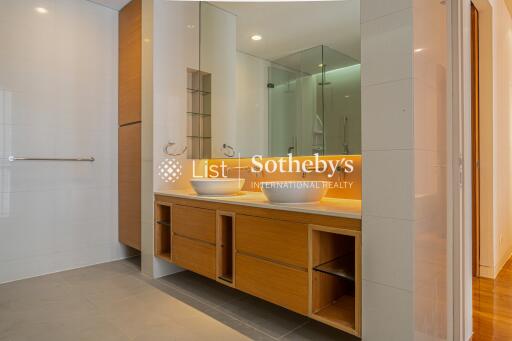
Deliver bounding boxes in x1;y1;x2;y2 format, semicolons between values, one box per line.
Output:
119;0;141;126
154;195;361;232
172;205;216;243
172;234;216;280
308;225;361;337
235;253;308;315
216;211;235;287
118;123;141;250
472;259;512;341
236;214;308;268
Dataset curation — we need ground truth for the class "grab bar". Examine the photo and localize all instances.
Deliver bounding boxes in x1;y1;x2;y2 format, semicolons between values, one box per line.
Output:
8;156;95;162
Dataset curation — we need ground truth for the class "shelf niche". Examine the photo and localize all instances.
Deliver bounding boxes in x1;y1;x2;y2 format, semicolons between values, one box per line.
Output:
310;226;361;336
217;212;235;286
154;203;172;262
187;68;212;159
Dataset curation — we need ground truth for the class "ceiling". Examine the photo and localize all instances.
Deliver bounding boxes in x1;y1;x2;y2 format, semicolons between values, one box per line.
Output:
214;1;360;62
88;0;131;10
90;0;360;63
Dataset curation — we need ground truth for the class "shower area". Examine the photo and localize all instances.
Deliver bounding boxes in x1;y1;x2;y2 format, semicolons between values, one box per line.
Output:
268;45;361;156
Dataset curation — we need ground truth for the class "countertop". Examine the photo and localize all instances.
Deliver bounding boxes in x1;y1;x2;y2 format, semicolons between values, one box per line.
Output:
155;189;362;219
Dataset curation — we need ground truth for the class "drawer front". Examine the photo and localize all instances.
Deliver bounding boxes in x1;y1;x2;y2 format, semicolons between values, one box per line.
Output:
172;235;216;279
172;205;216;243
235;253;308;315
236;215;308;268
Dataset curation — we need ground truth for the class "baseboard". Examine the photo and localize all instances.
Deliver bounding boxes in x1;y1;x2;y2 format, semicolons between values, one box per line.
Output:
494;247;512;277
479;265;495;278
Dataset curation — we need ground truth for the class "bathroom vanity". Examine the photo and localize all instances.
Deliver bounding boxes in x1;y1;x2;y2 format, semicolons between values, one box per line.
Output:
154;190;362;337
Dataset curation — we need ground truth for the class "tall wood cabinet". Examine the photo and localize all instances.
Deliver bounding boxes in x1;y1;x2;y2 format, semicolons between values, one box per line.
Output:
118;0;142;250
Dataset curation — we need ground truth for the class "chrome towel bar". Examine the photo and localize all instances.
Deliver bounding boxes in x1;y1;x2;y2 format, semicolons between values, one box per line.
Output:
8;156;95;162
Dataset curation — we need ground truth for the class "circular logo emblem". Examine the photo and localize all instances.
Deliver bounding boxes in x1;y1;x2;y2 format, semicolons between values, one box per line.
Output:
158;158;183;183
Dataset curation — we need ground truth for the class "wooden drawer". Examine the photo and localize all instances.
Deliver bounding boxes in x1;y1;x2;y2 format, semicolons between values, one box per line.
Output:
236;215;308;268
235;253;308;315
172;235;216;279
172;205;216;243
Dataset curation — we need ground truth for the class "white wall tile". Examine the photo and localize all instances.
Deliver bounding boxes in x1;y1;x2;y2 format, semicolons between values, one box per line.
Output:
361;9;413;86
363;150;414;219
362;79;413;151
0;0;125;283
361;0;412;23
363;215;413;290
362;280;413;341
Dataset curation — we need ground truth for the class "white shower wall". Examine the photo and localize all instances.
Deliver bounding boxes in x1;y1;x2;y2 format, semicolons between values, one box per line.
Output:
0;0;129;283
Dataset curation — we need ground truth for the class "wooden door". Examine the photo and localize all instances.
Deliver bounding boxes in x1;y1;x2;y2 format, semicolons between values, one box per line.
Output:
119;0;141;126
119;123;141;250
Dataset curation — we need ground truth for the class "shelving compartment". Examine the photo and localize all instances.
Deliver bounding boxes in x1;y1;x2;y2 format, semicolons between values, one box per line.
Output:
217;212;235;286
154;202;172;262
186;68;212;159
310;226;361;336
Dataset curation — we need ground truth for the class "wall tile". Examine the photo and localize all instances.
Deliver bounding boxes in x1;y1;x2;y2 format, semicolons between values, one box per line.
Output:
361;0;412;23
362;150;414;219
363;215;413;290
361;8;413;87
362;79;413;151
362;280;413;341
0;0;124;283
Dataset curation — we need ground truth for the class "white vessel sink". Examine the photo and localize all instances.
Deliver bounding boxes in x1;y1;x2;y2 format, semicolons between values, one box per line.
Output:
190;178;245;196
260;181;329;204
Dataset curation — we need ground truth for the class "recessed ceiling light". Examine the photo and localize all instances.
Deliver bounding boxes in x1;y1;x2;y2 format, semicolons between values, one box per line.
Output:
345;95;350;98
186;24;195;29
35;7;48;14
251;34;262;41
414;48;425;53
318;64;324;68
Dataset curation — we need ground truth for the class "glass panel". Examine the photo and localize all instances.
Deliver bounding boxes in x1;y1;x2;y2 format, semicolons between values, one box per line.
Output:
321;46;361;155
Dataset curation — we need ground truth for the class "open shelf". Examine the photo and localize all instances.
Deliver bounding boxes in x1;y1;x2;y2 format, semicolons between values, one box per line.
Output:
314;254;355;281
216;212;235;286
315;295;355;330
154;203;172;262
310;226;361;337
187;68;212;159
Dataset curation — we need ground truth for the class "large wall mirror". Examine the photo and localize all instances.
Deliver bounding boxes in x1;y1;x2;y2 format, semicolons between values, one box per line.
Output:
189;1;360;159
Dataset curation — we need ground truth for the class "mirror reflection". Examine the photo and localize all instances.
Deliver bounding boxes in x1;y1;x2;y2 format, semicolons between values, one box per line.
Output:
189;1;361;159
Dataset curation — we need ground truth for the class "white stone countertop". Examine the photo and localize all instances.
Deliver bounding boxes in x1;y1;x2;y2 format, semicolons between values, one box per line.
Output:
155;189;362;219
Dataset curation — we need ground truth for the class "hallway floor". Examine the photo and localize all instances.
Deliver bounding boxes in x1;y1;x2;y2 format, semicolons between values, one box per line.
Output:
473;258;512;340
0;258;358;341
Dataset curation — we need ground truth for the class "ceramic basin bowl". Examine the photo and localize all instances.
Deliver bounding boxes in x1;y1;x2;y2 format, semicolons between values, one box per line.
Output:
190;178;245;196
260;181;329;203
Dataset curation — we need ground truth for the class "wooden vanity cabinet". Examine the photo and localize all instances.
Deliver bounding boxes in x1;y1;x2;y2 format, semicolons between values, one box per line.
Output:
154;195;361;337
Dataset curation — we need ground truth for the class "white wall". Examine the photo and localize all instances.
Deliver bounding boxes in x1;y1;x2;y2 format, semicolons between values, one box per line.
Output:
236;52;269;157
361;0;449;339
200;3;237;158
0;0;129;283
493;0;512;277
476;0;512;278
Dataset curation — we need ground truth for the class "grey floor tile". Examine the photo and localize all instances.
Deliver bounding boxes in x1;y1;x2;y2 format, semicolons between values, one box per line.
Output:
0;259;360;341
216;295;308;339
282;320;360;341
158;271;251;308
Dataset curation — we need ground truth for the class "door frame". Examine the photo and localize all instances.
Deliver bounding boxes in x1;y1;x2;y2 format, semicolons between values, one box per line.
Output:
471;3;480;278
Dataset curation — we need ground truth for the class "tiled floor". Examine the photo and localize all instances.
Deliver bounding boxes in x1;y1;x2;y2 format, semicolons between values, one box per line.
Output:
0;258;359;341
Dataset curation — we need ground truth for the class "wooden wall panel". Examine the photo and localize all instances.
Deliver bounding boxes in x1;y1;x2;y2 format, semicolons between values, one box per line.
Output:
119;123;141;250
119;0;141;126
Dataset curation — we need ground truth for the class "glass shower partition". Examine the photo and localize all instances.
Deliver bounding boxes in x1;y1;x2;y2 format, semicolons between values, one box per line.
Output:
268;45;361;156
